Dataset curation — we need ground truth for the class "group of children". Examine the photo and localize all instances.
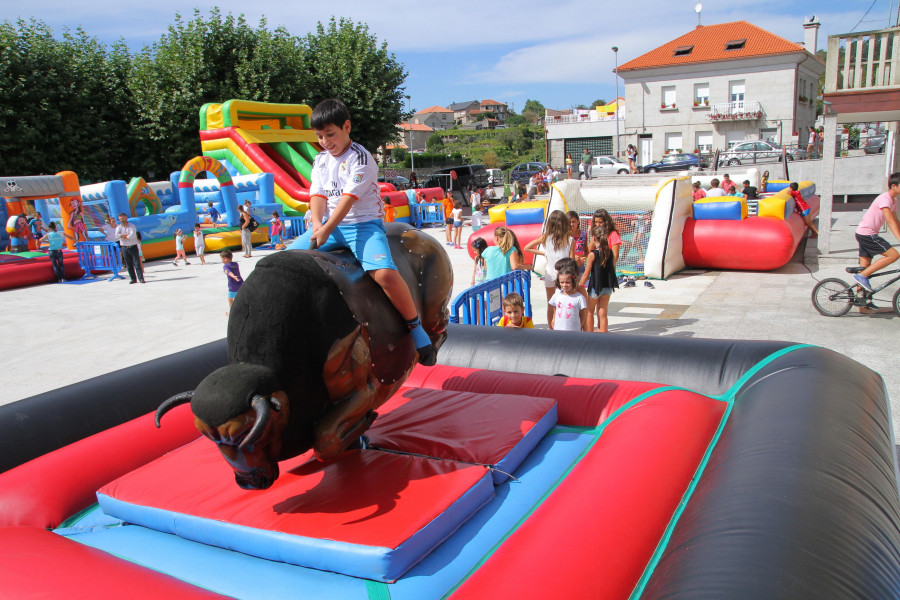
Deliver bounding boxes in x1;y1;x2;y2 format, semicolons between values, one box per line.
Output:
482;208;625;333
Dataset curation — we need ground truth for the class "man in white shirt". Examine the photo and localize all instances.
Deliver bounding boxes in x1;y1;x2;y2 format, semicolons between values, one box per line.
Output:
116;213;145;284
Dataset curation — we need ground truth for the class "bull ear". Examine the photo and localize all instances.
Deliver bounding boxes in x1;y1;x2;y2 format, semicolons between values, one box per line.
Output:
240;395;272;450
155;391;194;428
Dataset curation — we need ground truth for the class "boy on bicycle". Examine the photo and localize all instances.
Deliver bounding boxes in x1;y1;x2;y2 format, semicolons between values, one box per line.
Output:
853;172;900;292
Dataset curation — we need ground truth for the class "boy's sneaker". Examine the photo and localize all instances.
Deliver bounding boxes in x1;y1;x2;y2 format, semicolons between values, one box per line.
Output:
644;281;655;288
623;278;636;288
853;273;874;292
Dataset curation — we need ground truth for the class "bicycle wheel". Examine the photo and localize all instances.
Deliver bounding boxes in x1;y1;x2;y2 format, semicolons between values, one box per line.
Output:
893;286;900;318
812;278;854;316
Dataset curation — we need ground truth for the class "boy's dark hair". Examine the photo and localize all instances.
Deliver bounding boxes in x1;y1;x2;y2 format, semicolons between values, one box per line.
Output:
710;178;720;187
889;172;900;187
195;222;201;228
789;182;799;191
221;249;233;259
48;222;57;230
743;180;751;186
311;98;351;130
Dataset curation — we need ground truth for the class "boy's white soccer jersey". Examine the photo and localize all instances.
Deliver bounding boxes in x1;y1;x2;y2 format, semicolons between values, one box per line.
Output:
309;142;383;225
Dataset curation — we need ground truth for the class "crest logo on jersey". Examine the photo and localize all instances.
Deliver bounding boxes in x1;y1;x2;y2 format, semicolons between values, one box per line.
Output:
352;173;363;184
340;162;348;172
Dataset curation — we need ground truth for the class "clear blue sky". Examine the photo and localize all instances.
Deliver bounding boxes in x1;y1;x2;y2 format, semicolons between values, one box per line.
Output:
6;0;896;113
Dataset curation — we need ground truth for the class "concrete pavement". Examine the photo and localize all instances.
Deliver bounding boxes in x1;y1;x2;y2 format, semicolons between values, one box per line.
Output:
2;209;898;438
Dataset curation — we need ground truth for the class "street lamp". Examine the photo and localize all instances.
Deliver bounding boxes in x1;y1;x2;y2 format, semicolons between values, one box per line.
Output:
405;95;415;182
612;46;620;158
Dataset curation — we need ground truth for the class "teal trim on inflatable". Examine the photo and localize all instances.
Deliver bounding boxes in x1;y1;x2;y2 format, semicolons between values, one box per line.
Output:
366;580;391;600
629;343;814;600
442;387;679;599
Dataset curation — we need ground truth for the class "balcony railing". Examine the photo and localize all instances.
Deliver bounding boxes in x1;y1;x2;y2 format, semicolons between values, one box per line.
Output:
547;113;623;125
824;26;900;93
708;100;763;122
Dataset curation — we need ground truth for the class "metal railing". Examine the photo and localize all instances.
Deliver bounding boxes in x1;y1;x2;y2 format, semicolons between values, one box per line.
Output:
449;270;533;325
825;26;900;93
707;100;763;122
76;241;124;282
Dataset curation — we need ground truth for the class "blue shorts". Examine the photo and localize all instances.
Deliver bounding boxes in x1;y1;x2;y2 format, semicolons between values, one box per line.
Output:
799;208;810;217
288;219;397;272
588;287;614;299
227;291;238;299
270;234;281;244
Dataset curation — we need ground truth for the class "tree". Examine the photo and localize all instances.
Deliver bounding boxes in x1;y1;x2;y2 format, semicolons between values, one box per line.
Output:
480;149;501;169
0;20;139;180
590;99;607;108
505;113;526;126
426;132;445;151
523;99;545;114
301;17;407;153
129;9;304;176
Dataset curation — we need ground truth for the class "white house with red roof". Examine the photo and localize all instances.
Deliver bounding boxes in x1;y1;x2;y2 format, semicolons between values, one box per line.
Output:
617;19;824;165
413;106;455;131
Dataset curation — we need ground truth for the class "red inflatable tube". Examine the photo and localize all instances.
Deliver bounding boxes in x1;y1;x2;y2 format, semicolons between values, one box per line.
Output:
0;404;198;530
683;195;819;271
405;364;663;427
451;389;727;600
0;526;229;599
0;252;84;291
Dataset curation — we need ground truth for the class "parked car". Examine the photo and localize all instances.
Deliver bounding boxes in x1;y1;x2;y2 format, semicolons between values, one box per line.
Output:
509;162;549;184
641;153;708;173
579;155;631;177
485;168;504;186
377;175;411;190
864;135;886;154
718;141;806;166
423;164;489;200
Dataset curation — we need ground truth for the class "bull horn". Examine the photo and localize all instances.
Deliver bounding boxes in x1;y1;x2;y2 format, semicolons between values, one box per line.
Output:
155;391;194;428
240;395;272;450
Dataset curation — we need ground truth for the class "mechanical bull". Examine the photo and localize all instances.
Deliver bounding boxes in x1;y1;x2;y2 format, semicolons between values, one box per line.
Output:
155;223;452;490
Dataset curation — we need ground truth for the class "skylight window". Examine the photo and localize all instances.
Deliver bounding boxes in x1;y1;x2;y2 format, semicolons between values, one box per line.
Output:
725;39;746;51
673;45;694;56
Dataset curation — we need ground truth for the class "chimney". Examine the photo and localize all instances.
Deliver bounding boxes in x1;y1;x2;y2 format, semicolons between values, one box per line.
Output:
803;15;820;53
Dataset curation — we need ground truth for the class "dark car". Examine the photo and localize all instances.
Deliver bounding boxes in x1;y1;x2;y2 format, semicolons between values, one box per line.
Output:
718;140;806;166
377;175;411;190
509;162;550;184
423;164;489;195
642;153;707;173
864;135;885;154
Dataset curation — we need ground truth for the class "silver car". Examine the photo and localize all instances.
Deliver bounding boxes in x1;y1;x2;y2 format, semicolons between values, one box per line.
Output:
579;156;631;177
719;141;807;166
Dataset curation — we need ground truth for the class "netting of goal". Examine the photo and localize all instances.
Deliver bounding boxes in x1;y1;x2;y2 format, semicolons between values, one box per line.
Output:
541;176;694;279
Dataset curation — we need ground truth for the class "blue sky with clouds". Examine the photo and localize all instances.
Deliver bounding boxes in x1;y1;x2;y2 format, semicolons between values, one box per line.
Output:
6;0;897;114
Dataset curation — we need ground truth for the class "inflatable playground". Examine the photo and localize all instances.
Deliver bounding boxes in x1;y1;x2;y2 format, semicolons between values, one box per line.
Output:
468;169;820;280
2;325;900;599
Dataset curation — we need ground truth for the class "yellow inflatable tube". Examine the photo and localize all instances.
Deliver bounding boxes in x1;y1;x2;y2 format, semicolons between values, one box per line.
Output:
488;200;549;224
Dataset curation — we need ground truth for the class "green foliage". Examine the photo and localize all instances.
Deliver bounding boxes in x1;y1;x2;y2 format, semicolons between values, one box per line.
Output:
523;99;545;114
0;20;140;179
0;10;407;180
130;9;303;175
426;132;445;151
301;17;407;153
505;113;526;126
591;99;607;108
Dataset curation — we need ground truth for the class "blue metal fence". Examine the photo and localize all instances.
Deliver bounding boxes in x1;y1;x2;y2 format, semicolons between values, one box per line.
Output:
76;241;124;282
412;203;444;228
449;270;533;325
281;216;307;240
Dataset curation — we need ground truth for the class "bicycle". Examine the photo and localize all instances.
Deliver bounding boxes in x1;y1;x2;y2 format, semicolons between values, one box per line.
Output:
812;266;900;317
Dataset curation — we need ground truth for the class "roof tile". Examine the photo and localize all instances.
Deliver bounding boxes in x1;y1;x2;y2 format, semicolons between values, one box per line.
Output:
618;21;812;72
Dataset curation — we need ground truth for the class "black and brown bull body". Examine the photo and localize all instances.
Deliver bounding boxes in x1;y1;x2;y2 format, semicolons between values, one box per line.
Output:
155;223;452;489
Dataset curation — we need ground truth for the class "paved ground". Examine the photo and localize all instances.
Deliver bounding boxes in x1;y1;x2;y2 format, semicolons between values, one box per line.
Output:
3;209;898;438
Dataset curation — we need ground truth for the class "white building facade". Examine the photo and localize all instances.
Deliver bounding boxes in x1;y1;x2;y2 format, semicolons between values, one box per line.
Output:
617;20;824;165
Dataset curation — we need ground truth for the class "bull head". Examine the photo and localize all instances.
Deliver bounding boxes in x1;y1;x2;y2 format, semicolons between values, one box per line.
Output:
155;364;290;490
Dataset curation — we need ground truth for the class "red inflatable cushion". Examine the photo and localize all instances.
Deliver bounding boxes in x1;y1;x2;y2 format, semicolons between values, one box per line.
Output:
0;526;228;599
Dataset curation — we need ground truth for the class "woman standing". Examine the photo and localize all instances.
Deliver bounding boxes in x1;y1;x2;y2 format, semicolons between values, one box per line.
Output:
239;205;253;258
565;153;574;179
626;144;638;174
